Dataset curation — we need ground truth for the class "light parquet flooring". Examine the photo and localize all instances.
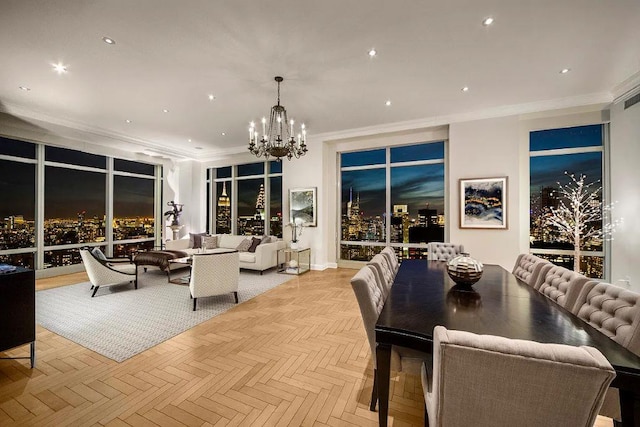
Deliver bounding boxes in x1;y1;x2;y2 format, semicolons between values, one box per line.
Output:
1;268;615;426
1;268;426;426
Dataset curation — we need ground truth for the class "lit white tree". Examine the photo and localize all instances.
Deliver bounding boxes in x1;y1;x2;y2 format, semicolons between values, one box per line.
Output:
546;172;619;273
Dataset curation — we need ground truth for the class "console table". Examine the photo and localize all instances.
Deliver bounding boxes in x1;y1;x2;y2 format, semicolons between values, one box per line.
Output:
0;266;36;368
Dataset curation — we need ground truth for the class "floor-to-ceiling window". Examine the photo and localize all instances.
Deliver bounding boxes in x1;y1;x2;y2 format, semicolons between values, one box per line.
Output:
0;138;37;268
340;141;446;261
529;124;606;279
0;136;162;271
208;161;282;237
112;159;157;258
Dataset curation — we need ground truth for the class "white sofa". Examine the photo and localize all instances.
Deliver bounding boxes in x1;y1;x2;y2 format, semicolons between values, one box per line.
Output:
165;234;285;274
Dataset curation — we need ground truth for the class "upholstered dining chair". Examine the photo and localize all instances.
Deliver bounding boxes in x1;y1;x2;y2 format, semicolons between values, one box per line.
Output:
511;253;552;287
380;247;399;274
421;326;615;427
367;254;394;296
426;242;464;262
350;266;426;411
574;281;640;424
535;265;590;312
189;251;239;311
80;248;138;297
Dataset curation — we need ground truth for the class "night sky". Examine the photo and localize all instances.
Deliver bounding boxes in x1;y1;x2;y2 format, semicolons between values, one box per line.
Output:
340;142;446;217
0;160;35;220
530;124;603;194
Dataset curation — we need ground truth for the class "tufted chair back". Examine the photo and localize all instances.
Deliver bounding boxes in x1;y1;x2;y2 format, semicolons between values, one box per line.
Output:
536;265;590;312
427;242;464;262
576;282;640;354
574;281;640;422
512;253;553;288
367;254;394;296
350;265;387;364
380;247;400;274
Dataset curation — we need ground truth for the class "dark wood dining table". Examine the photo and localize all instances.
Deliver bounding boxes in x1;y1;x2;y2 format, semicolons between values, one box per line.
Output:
375;259;640;427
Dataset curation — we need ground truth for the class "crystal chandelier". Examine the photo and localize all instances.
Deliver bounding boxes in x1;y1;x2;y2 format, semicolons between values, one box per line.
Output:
248;76;307;160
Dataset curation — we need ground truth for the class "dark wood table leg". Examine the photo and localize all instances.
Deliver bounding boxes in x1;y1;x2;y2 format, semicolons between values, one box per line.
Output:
30;341;35;368
620;388;640;427
376;343;392;427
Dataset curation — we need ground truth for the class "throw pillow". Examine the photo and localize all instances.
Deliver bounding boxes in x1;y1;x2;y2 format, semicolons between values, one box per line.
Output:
189;232;208;249
91;247;107;261
202;235;219;249
248;237;262;253
260;235;271;244
235;238;252;252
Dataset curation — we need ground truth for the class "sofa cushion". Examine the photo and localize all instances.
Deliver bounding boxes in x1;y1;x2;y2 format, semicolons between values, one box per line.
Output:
260;235;272;244
202;235;219;249
91;247;107;261
248;237;261;253
189;232;208;249
239;252;256;264
236;238;252;252
218;234;248;249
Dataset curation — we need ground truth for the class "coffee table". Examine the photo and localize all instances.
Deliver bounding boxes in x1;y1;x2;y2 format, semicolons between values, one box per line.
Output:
167;256;192;284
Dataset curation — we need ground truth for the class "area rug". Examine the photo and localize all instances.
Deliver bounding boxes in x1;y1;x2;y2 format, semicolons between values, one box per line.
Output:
36;269;292;362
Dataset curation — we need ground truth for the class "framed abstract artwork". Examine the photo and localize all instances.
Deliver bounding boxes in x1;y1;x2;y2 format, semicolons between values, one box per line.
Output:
459;177;507;229
289;187;317;227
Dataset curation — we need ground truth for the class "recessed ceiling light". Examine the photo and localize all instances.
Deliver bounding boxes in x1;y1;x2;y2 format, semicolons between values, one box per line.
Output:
19;86;30;91
221;132;226;136
188;139;192;143
368;48;377;57
560;68;571;74
125;119;131;123
208;94;215;101
482;17;494;26
195;147;203;150
102;36;116;45
52;63;67;74
462;86;470;92
162;109;169;113
385;100;391;106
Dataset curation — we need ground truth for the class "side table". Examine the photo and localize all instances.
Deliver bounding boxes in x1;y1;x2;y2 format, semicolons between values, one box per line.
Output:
277;247;311;275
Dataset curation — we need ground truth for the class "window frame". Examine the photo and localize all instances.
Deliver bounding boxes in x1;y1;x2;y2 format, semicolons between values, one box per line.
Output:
338;141;447;262
528;123;609;280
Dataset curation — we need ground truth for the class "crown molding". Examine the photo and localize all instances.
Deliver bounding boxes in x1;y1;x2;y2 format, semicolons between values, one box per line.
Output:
612;70;640;104
0;101;194;160
314;91;613;142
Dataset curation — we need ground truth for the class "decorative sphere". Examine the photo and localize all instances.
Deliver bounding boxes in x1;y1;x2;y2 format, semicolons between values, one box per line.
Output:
447;253;484;286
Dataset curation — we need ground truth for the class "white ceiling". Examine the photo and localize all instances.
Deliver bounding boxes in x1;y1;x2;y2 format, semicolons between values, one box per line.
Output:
1;0;639;161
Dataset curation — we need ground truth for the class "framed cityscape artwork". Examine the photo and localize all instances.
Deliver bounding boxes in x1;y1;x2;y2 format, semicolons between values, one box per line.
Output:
459;177;507;229
289;187;317;227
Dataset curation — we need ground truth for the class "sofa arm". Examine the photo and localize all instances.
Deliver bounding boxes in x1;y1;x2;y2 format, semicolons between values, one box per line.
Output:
253;241;284;269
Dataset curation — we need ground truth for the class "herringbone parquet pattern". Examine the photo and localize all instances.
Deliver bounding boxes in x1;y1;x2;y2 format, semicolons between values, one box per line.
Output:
0;268;614;426
0;269;426;426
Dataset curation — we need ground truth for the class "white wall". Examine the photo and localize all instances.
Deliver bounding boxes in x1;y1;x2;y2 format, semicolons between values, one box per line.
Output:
176;103;639;281
610;100;640;289
448;116;521;269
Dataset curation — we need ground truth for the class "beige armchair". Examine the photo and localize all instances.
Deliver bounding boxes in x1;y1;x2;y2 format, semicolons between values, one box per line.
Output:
422;326;615;427
80;249;137;297
189;251;240;311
